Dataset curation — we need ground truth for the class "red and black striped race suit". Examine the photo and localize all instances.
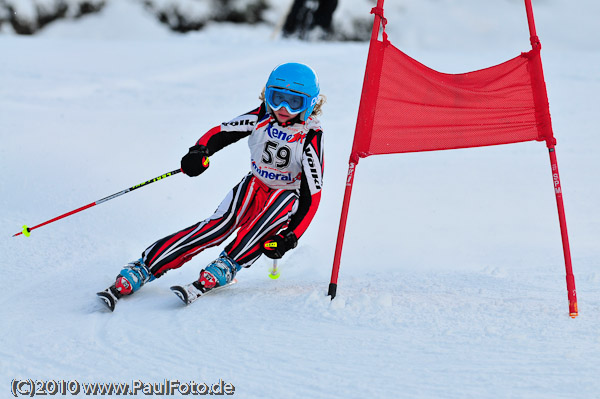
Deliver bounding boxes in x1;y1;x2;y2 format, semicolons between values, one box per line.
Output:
143;103;324;277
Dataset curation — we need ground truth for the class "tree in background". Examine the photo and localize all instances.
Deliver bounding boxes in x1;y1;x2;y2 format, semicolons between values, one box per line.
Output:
0;0;104;34
0;0;371;40
144;0;267;34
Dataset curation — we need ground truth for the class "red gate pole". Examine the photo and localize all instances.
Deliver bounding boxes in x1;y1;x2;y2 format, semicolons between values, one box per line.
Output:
524;0;539;46
524;0;578;317
328;156;359;298
548;146;578;317
328;0;386;298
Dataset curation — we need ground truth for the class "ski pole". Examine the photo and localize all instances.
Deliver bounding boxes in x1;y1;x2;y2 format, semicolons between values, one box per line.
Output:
13;169;182;237
269;259;280;279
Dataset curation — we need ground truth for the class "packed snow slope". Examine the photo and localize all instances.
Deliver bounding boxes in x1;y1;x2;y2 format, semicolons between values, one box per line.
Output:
1;1;599;398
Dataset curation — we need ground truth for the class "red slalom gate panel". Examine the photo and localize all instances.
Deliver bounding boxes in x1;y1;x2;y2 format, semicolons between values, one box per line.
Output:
329;0;577;318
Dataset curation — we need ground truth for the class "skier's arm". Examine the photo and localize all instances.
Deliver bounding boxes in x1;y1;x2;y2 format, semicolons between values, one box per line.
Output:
182;105;267;176
196;104;267;156
284;128;324;239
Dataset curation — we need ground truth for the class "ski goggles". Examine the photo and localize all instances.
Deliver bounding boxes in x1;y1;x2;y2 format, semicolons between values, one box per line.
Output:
265;87;311;114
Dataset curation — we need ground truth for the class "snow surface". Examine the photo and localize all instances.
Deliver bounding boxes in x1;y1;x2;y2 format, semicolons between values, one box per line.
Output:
1;1;599;398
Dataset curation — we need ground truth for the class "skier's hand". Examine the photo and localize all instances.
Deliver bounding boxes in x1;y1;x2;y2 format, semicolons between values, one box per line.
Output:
261;231;298;259
181;145;210;177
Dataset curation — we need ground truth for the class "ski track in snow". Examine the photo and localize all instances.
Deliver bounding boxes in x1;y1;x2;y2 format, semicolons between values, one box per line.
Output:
1;1;599;398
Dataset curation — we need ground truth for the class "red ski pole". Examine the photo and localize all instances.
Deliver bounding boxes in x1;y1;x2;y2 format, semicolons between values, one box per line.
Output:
13;169;182;237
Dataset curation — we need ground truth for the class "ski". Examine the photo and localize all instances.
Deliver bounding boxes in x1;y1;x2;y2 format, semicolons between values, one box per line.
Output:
170;279;238;305
96;285;122;312
97;278;238;310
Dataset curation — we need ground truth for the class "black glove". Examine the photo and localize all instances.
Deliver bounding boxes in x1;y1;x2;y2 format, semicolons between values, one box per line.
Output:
181;145;210;177
261;231;298;259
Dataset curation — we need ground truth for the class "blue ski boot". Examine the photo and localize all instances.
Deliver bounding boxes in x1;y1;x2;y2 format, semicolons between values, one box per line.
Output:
115;258;154;296
196;252;241;292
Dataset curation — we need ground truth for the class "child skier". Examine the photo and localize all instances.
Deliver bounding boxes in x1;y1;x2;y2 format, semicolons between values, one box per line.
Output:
101;62;324;306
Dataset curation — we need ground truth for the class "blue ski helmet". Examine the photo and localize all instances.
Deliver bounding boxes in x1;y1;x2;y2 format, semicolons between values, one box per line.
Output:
265;62;320;121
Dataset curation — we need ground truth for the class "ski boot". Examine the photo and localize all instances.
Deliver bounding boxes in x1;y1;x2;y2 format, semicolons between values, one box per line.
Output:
97;258;154;311
170;252;241;305
115;258;154;296
194;251;241;293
